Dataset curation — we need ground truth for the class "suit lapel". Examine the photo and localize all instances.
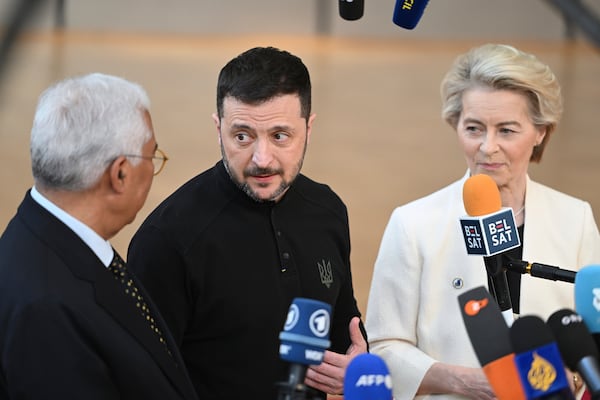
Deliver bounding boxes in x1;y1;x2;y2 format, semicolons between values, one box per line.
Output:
18;192;196;400
93;265;195;398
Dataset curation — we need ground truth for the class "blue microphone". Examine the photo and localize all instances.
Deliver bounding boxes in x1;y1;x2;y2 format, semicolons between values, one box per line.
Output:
344;353;393;400
575;264;600;350
277;298;331;400
392;0;429;29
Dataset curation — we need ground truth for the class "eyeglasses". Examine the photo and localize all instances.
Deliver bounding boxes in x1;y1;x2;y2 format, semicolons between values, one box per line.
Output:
124;148;169;176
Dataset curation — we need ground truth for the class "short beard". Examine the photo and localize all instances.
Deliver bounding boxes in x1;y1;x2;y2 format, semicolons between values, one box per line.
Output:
221;152;304;204
223;158;298;203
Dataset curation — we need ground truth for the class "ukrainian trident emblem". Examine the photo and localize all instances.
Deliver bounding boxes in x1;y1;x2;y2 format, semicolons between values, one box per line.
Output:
318;259;333;288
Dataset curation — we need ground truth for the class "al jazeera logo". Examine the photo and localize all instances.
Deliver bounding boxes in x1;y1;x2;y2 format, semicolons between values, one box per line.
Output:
515;338;569;397
526;352;556;392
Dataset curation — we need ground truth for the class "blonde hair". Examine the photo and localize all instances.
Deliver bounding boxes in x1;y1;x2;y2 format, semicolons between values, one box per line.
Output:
440;44;563;162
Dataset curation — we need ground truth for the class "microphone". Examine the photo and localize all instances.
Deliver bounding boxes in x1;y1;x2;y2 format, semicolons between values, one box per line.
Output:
277;297;332;400
510;315;574;400
343;353;393;400
458;286;526;400
575;265;600;351
392;0;429;29
547;309;600;399
339;0;364;21
506;259;576;283
461;174;520;323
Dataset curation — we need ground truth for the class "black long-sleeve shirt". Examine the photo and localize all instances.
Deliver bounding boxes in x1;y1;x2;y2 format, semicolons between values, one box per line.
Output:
128;160;364;400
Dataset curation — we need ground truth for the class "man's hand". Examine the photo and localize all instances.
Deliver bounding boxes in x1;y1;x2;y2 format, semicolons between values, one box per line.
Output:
304;316;367;395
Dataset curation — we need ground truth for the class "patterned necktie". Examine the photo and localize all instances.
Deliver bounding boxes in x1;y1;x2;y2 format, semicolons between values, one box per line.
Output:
108;251;172;357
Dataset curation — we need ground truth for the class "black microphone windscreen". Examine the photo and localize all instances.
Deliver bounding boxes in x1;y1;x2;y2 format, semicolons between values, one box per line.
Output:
510;315;556;352
339;0;364;21
547;309;600;369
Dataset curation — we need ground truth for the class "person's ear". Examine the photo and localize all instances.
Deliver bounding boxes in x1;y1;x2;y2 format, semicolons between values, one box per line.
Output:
536;125;547;146
212;113;222;145
109;156;128;192
306;113;316;144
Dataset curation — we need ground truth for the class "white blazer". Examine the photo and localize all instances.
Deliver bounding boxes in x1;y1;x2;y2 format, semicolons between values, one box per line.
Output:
365;172;600;400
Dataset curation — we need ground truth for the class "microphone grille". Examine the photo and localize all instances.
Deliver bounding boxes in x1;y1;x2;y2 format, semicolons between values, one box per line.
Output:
574;264;600;334
462;174;502;216
339;0;364;21
547;308;599;369
279;298;331;365
510;315;555;353
343;353;393;400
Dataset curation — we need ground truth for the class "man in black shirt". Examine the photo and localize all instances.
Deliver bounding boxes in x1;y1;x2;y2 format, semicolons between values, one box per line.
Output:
128;46;368;399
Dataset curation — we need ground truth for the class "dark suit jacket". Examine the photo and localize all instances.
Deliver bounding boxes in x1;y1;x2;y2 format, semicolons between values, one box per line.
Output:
0;191;199;400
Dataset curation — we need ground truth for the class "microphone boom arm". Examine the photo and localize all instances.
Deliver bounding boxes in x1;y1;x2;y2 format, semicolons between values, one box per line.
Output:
505;259;576;283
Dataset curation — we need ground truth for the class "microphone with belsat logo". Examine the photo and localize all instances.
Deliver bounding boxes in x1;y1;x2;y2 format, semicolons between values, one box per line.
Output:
460;174;520;324
575;265;600;351
458;286;526;400
510;315;574;400
547;309;600;399
277;297;332;400
344;353;393;400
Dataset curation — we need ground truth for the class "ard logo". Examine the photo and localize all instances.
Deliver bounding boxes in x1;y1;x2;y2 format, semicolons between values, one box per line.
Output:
318;259;333;288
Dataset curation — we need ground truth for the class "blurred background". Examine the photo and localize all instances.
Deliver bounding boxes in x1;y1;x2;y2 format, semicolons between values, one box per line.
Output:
0;0;599;315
